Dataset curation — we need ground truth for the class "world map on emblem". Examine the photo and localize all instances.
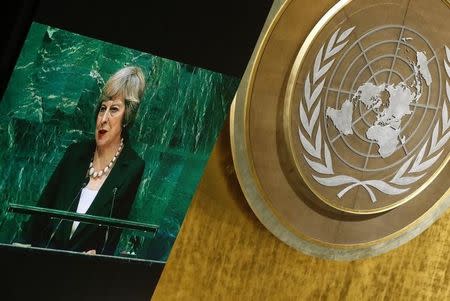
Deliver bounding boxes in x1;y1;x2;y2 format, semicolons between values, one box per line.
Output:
326;51;432;158
294;23;449;211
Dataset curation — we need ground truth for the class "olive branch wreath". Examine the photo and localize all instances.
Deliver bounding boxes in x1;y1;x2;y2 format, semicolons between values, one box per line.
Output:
298;27;450;203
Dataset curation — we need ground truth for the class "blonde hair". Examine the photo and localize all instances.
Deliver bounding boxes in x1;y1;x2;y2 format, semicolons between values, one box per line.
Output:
97;66;146;127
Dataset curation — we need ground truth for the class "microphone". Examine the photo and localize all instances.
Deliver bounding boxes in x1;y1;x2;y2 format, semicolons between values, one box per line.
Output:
45;180;88;248
100;187;117;254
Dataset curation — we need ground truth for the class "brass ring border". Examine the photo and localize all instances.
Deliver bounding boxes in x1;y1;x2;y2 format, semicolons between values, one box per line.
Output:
283;4;450;214
231;0;450;256
231;0;341;251
230;0;450;260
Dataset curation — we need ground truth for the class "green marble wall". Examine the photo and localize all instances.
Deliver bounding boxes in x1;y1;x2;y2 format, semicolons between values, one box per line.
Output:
0;22;239;261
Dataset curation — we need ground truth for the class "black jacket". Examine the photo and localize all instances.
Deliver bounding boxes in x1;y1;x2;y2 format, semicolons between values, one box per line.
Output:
21;139;145;255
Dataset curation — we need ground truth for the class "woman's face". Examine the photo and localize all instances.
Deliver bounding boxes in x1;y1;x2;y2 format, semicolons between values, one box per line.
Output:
95;95;126;149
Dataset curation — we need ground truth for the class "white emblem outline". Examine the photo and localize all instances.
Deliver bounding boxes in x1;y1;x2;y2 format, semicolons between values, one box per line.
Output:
298;27;450;203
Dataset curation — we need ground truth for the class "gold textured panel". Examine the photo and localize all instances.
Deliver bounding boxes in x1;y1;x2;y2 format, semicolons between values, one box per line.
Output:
152;118;450;300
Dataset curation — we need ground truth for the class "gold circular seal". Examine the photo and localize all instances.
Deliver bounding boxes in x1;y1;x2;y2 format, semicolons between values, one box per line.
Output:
284;2;449;214
231;0;450;260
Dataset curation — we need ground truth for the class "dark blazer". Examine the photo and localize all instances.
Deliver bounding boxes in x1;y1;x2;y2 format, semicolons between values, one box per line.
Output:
21;139;145;255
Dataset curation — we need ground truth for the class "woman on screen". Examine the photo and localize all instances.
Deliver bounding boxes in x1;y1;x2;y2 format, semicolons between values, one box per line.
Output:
20;66;146;255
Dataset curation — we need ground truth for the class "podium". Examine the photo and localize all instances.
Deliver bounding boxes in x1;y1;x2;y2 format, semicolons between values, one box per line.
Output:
6;203;159;258
2;204;164;300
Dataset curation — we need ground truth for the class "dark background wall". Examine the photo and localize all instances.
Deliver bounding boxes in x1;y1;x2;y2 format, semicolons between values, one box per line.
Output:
1;1;273;96
0;1;272;300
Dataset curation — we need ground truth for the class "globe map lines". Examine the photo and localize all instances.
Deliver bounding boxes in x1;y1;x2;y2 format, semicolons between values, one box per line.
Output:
323;25;441;173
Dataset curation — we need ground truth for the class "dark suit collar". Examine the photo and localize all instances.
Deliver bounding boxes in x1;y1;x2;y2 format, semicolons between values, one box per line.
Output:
68;140;136;243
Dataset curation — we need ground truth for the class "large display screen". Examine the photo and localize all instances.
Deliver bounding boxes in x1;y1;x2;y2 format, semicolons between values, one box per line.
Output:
0;21;239;262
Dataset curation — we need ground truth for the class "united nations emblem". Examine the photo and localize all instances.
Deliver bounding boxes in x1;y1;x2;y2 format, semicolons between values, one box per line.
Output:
232;0;450;260
292;24;449;213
